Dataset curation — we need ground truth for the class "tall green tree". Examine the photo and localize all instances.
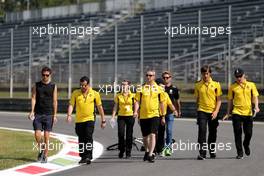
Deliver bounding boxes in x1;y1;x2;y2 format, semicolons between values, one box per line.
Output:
0;0;101;12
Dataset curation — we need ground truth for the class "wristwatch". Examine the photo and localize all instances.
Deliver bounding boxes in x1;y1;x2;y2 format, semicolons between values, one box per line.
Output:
102;120;106;123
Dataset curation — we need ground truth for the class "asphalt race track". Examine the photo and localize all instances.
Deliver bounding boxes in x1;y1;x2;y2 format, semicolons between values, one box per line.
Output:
1;112;264;176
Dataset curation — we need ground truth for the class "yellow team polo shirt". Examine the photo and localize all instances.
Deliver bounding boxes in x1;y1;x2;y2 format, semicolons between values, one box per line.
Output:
194;78;222;113
114;92;135;116
228;80;259;116
159;92;173;116
135;83;165;119
70;88;102;123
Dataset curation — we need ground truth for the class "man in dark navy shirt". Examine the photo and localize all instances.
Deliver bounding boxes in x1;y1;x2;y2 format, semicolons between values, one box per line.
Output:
28;66;58;163
161;71;181;156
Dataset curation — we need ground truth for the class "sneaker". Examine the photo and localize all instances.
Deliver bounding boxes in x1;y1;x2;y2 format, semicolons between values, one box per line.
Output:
197;155;206;160
37;150;44;162
119;152;124;159
148;154;155;163
160;148;166;157
236;155;244;159
210;153;216;159
158;152;164;157
126;153;131;159
153;153;156;159
86;159;91;165
143;152;149;161
165;148;172;156
79;158;87;164
244;146;250;156
41;156;47;163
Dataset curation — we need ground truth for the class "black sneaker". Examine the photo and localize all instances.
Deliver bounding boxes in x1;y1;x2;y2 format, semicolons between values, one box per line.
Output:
244;146;250;156
153;153;156;159
210;153;216;159
236;155;244;159
126;153;131;159
79;158;87;164
41;156;47;163
148;154;155;163
197;155;206;160
37;150;44;162
119;152;124;159
86;159;91;165
143;152;149;161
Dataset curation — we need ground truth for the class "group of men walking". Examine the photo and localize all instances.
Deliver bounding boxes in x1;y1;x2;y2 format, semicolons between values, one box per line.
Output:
195;66;260;160
28;65;260;164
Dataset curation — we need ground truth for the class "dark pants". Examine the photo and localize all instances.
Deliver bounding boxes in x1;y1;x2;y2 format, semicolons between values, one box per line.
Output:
117;116;135;154
232;114;253;156
155;118;165;153
75;121;95;160
197;111;219;157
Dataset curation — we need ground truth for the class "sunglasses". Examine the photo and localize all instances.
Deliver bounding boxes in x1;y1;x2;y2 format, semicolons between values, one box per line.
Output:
146;74;154;77
80;84;88;88
163;76;171;79
42;74;50;77
235;75;243;78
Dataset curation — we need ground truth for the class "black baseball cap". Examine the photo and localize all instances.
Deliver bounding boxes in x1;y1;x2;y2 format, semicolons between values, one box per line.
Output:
234;68;244;77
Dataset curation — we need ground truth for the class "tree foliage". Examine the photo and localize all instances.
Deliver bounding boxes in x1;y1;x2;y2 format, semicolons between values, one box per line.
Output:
0;0;101;13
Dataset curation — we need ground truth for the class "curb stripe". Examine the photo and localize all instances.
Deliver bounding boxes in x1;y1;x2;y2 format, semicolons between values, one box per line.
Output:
0;127;104;176
50;158;77;166
67;140;79;144
66;151;79;157
16;166;52;175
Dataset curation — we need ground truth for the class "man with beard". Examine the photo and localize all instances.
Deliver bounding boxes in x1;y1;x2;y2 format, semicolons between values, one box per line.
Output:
67;76;106;164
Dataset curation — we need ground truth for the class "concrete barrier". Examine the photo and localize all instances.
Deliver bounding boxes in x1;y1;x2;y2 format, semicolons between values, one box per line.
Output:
0;98;263;121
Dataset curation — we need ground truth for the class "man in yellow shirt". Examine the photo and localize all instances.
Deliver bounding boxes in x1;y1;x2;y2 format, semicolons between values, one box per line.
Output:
134;70;165;163
194;65;222;160
224;68;260;159
111;80;135;159
66;76;106;164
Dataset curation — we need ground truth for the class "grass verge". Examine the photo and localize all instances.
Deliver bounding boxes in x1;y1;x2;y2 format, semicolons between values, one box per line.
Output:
0;129;61;170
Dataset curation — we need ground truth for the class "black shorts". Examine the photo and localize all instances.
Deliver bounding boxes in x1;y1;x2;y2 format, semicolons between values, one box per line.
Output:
140;117;160;137
33;114;53;132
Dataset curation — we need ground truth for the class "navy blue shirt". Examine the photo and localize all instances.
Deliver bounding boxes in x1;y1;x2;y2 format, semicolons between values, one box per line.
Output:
165;85;179;114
